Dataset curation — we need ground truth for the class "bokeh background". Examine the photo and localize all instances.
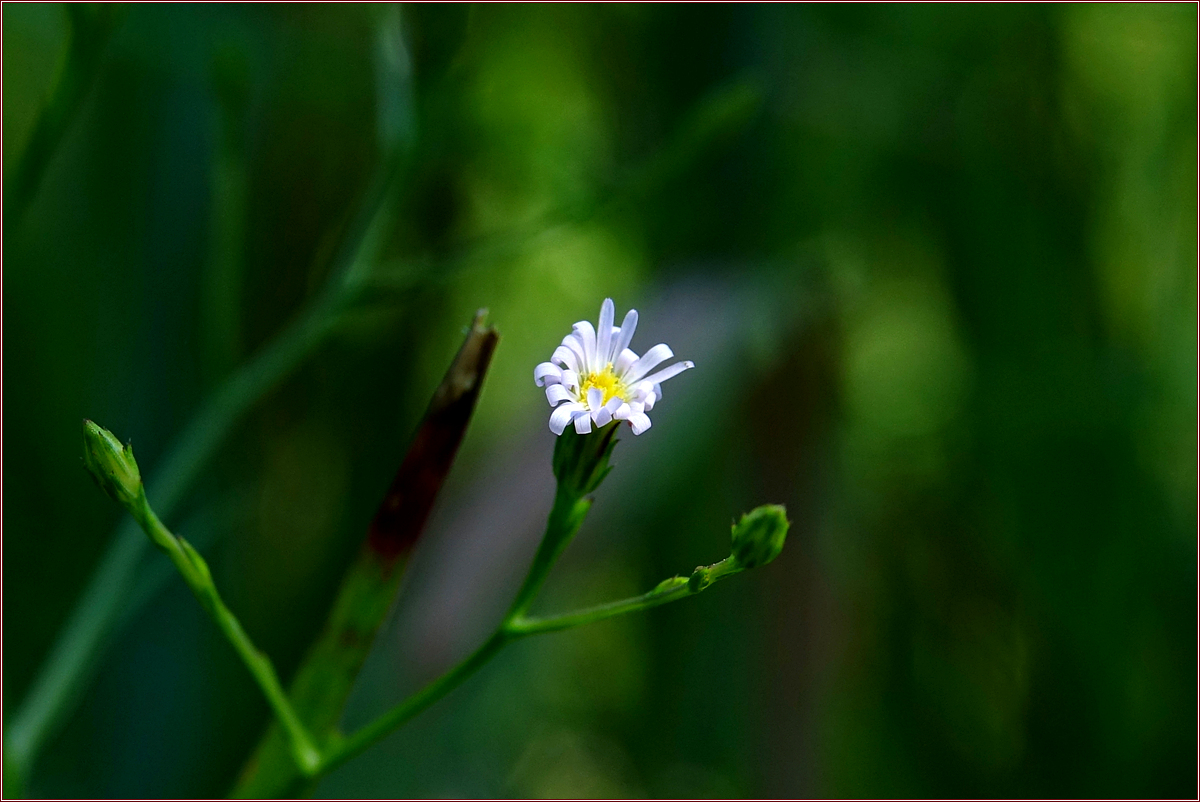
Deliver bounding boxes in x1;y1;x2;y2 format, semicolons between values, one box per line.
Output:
4;4;1196;798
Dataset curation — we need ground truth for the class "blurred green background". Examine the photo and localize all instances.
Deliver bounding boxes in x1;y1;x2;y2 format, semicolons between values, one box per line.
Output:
4;3;1196;798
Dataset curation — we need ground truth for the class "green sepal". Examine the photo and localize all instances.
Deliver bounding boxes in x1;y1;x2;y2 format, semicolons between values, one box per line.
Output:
552;424;620;497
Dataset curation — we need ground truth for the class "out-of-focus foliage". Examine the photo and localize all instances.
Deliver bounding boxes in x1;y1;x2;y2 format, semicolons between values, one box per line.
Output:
3;4;1195;798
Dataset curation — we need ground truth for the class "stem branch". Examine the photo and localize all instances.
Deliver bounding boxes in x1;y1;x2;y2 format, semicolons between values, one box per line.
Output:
318;629;510;776
506;556;743;637
315;537;743;778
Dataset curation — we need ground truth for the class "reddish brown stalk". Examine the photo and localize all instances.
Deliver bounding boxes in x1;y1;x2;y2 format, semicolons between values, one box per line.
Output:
233;311;498;798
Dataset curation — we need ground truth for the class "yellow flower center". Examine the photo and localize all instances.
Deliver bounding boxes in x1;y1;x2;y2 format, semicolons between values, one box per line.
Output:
579;364;628;406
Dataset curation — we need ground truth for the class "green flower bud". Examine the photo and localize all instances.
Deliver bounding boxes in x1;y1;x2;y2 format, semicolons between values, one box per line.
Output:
552;424;620;497
730;504;789;569
82;420;143;509
688;565;711;593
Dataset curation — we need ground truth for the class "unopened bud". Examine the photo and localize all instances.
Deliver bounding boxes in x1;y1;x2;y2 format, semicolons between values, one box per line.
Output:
730;504;789;569
82;420;143;509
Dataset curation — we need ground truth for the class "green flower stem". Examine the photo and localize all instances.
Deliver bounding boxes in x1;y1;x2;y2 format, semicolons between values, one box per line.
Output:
78;420;784;791
318;628;511;776
505;487;593;621
315;482;593;776
505;557;744;637
5;286;349;777
315;526;745;780
128;490;322;776
9;140;410;778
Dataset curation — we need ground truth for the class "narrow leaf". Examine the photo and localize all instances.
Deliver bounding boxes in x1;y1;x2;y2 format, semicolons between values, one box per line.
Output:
233;310;498;797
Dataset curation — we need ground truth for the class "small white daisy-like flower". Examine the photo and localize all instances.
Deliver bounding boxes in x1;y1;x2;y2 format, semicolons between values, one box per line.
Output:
534;298;694;436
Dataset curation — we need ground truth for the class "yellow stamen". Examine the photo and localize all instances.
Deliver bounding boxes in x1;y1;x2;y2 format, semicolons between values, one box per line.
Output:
579;364;628;406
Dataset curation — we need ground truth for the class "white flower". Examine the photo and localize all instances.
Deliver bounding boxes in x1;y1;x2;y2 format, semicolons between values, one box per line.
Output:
534;298;694;436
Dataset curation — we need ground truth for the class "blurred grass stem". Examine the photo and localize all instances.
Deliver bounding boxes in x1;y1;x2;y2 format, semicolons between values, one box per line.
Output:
4;5;124;226
6;165;397;780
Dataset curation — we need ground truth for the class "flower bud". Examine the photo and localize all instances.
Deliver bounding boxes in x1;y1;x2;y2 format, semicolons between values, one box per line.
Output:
730;504;789;569
82;420;143;509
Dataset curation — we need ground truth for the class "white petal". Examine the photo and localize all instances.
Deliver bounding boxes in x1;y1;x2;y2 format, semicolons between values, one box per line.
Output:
627;411;652;435
644;382;663;410
586;387;604;411
574;413;592;434
561;370;580;392
611;309;638;363
550;403;585;435
560;336;586;372
572;321;598;372
612;402;632;421
546;384;573;406
638;360;694;388
535;362;563;387
614;347;638;376
596;299;614;369
551;345;580;373
623;343;673;383
595;396;623;427
629;381;654;402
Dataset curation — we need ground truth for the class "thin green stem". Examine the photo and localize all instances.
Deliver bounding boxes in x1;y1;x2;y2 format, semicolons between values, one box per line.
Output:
8;140;407;776
506;557;743;637
5;288;348;775
312;483;594;779
74;422;779;794
505;487;591;620
132;497;321;776
318;629;510;776
313;542;743;780
511;587;686;636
